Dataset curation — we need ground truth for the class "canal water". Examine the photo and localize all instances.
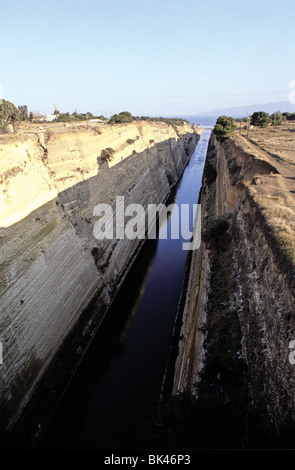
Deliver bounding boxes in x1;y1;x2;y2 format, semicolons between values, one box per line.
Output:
39;127;212;450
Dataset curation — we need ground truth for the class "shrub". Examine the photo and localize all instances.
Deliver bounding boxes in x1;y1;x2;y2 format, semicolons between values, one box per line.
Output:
57;113;71;122
204;161;217;185
109;111;134;123
213;116;236;142
101;147;115;162
202;216;229;247
250;111;270;128
270;111;283;126
0;99;20;127
283;112;295;121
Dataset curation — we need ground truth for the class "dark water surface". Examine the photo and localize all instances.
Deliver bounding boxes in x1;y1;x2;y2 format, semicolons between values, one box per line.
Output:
39;128;212;450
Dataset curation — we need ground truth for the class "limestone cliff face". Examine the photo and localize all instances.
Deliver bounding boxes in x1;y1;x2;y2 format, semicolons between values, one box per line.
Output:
174;130;295;432
0;120;200;439
215;134;295;429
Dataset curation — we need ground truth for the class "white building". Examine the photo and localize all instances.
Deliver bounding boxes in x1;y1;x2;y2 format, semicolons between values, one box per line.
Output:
43;114;56;122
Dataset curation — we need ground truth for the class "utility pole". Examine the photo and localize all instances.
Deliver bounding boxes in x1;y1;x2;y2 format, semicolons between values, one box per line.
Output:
247;113;251;139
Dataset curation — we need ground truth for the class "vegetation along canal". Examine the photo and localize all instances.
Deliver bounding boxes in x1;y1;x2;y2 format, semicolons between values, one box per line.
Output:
39;127;212;450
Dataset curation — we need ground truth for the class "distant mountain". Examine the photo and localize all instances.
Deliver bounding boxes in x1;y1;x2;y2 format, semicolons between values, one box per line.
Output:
195;101;295;118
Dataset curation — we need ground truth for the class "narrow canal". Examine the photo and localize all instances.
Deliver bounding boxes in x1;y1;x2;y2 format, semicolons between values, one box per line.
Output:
39;127;212;450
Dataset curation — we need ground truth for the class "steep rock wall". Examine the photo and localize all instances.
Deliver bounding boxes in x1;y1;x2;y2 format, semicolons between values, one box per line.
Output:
0;121;200;440
173;131;295;432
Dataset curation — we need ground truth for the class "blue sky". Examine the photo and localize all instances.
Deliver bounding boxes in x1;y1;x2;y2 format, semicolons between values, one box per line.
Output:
1;0;295;117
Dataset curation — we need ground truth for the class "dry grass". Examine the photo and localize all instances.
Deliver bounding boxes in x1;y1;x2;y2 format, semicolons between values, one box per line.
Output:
239;121;295;166
235;122;295;266
251;191;295;265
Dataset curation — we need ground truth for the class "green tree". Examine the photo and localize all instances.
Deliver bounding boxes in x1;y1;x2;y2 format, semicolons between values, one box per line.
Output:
18;105;28;121
57;112;70;122
109;111;134;123
213;115;237;142
0;99;20;125
270;111;283;126
0;99;20;133
282;112;295;121
250;111;270;128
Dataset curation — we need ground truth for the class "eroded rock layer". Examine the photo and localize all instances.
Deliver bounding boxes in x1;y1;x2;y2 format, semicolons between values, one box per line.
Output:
0;121;200;439
173;131;295;433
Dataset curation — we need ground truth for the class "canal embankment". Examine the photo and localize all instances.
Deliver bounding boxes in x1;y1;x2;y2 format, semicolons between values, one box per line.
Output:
0;119;200;446
158;128;295;448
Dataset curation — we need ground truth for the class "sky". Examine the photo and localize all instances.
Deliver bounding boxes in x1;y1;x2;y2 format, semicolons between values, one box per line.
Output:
1;0;295;117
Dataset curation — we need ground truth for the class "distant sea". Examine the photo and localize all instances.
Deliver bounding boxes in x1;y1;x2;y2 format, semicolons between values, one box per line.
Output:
180;115;218;127
161;114;217;127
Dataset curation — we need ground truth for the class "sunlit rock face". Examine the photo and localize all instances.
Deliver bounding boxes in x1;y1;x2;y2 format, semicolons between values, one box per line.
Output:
0;120;200;437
